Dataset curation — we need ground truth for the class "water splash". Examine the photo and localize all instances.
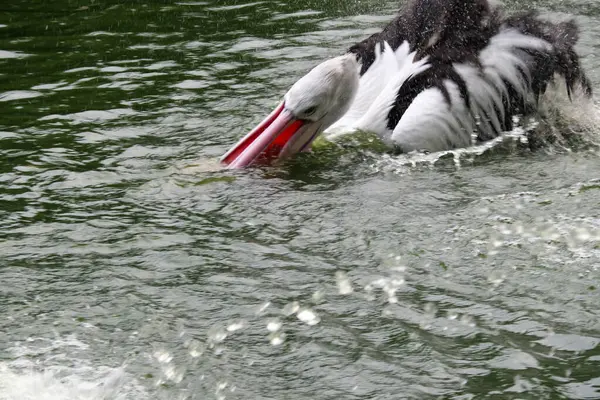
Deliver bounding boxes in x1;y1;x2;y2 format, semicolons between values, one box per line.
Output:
335;271;354;295
296;308;321;326
0;364;144;400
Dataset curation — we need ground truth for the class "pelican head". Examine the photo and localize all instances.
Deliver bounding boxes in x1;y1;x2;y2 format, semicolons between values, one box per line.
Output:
221;54;359;168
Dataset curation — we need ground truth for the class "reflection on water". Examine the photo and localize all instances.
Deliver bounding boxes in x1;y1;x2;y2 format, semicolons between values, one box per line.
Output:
1;0;600;399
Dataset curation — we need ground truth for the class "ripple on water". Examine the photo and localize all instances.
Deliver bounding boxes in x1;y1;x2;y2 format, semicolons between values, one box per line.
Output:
1;0;600;398
0;90;43;102
0;50;30;59
39;108;138;124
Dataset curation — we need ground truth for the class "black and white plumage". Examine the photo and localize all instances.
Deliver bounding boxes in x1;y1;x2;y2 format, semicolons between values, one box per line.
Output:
221;0;593;168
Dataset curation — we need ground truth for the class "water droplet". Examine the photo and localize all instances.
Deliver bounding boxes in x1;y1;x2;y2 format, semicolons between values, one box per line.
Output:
226;320;246;332
269;331;286;346
312;289;325;303
153;349;173;364
282;301;300;316
256;302;270;315
371;278;387;288
266;319;282;332
213;346;225;356
216;381;228;392
187;340;204;358
297;308;320;326
207;327;228;344
335;271;353;295
164;365;185;383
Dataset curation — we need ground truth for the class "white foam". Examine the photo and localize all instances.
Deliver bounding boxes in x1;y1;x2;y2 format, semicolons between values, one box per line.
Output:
0;336;147;400
0;363;146;400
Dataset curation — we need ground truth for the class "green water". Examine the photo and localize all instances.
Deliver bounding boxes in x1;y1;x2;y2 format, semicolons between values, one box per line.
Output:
1;0;600;399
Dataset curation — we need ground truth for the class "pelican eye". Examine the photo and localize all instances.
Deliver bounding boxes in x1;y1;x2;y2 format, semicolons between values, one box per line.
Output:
303;106;317;117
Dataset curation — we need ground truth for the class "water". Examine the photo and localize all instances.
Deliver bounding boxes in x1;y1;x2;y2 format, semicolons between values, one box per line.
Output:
1;0;600;398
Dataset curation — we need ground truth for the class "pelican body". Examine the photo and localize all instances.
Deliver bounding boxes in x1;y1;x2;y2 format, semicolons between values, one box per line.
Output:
221;0;592;168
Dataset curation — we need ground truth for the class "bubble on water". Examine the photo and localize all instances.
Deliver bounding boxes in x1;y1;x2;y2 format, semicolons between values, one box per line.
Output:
153;349;173;364
266;319;282;332
297;308;321;326
282;301;300;316
226;320;247;333
269;331;286;346
335;271;354;295
447;311;458;320
186;339;204;358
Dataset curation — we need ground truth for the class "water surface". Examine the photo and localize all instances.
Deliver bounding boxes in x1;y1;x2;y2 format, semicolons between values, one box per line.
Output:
1;0;600;399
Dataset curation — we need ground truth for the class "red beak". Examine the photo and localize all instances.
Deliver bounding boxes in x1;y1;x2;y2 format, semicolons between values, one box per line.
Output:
220;102;310;168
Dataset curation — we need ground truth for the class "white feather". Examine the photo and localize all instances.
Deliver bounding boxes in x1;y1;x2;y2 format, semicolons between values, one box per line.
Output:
390;80;472;152
389;28;553;150
479;28;551;109
353;51;431;136
325;40;413;137
324;27;556;152
453;63;504;137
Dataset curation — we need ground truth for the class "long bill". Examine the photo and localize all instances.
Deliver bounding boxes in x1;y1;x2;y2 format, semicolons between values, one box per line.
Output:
220;102;321;169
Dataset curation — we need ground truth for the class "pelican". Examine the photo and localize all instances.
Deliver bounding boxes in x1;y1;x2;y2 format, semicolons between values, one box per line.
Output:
221;0;593;168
